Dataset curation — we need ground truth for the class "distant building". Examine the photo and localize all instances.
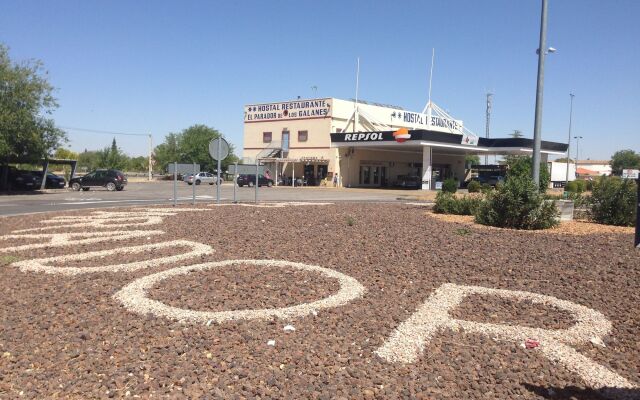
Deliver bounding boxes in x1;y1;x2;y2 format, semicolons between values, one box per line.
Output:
576;160;611;177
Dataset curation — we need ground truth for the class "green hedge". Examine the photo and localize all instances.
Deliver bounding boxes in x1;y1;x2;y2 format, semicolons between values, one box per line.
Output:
467;180;481;193
433;192;481;215
442;178;458;193
475;175;559;230
590;176;637;226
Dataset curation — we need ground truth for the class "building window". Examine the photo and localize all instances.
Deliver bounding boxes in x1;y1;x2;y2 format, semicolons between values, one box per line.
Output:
298;130;308;142
263;132;272;143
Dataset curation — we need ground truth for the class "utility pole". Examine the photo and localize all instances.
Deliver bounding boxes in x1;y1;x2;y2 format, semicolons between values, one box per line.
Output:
532;0;549;187
564;94;574;189
574;135;583;175
148;134;153;181
485;92;493;165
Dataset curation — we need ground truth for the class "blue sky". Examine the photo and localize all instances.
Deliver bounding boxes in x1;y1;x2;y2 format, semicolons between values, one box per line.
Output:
1;0;638;160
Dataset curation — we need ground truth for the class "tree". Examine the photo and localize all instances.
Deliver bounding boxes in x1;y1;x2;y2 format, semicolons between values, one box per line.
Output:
77;150;100;172
610;149;640;175
153;125;237;172
53;148;79;179
510;130;524;138
127;156;148;172
97;138;127;170
554;157;574;163
504;155;550;192
153;133;180;171
1;44;66;188
464;154;480;167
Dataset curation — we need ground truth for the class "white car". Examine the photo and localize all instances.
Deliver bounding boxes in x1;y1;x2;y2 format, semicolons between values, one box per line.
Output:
184;172;223;185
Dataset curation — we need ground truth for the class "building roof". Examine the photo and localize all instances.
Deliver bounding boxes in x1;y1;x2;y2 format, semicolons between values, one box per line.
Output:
576;160;610;165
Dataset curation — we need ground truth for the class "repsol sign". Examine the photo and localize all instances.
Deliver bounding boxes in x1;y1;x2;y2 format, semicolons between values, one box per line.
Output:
343;132;385;141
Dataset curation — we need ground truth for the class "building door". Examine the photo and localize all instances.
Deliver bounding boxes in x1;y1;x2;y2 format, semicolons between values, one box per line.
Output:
281;131;290;154
359;166;371;185
359;165;385;187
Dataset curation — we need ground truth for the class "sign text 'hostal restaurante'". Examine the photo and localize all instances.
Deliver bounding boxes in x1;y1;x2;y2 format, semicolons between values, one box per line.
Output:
243;97;568;189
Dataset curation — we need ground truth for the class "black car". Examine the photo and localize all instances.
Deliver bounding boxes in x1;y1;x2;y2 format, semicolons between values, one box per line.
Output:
236;174;274;187
7;167;42;190
31;171;66;189
69;169;127;191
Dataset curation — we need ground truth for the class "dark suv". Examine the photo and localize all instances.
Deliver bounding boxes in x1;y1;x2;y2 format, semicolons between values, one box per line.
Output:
69;169;127;191
236;174;274;187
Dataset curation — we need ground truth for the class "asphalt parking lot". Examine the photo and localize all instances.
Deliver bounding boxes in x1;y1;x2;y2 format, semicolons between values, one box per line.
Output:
0;182;429;216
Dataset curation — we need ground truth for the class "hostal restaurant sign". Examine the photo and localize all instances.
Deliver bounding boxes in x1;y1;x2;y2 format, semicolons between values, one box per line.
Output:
245;99;331;122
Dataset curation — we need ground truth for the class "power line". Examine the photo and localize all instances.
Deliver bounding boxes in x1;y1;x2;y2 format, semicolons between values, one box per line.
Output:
59;126;148;137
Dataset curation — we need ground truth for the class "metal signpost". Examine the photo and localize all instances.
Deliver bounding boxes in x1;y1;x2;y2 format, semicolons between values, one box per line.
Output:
173;162;177;207
192;162;197;205
233;162;238;203
255;163;259;203
636;177;640;249
209;138;230;204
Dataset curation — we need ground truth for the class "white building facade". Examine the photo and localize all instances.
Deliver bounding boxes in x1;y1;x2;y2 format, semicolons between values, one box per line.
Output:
243;97;567;189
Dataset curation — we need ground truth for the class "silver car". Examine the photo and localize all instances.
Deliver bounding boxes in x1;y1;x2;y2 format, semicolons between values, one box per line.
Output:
184;172;223;185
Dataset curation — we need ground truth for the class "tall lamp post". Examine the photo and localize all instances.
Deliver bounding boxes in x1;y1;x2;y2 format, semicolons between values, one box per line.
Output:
532;0;556;187
574;135;583;177
565;93;575;189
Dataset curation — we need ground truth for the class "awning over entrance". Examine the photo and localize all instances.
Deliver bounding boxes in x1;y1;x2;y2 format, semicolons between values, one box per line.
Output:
330;129;568;155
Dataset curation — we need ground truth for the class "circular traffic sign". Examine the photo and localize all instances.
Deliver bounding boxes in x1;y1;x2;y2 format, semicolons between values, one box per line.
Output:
209;137;230;161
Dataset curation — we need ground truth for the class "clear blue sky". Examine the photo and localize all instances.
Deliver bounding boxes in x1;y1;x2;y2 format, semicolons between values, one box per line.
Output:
1;0;639;160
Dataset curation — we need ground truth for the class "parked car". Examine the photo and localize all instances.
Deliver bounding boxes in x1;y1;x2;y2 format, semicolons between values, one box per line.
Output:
236;174;274;187
183;172;222;185
395;175;421;189
31;171;66;189
69;169;127;191
7;167;42;190
473;175;505;187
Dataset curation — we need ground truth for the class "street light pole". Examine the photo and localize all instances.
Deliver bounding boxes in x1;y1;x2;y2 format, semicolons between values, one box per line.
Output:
574;135;583;176
565;93;575;189
532;0;549;187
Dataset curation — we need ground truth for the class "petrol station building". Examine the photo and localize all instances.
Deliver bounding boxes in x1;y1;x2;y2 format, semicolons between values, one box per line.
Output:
242;97;568;189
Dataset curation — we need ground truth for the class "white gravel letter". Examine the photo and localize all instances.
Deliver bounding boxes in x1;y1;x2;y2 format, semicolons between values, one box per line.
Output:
375;283;636;397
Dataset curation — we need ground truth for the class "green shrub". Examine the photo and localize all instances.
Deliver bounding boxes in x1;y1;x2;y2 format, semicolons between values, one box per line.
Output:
585;179;595;191
589;176;637;226
481;183;493;194
442;178;458;193
565;181;579;193
475;175;559;230
467;180;481;193
434;192;481;215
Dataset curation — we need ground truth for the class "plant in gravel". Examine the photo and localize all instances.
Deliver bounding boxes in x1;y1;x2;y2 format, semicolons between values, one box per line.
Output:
433;192;482;216
480;183;493;194
455;228;471;236
0;255;20;266
346;216;355;226
589;176;637;226
504;155;551;192
442;178;458;193
467;180;481;193
475;175;559;230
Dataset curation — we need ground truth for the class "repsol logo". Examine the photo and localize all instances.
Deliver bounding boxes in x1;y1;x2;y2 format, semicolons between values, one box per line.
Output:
343;132;384;141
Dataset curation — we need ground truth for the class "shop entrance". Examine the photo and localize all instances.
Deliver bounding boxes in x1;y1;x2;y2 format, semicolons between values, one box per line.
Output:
359;165;387;187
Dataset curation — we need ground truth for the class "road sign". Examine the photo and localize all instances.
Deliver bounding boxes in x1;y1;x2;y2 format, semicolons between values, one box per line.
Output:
209;138;230;161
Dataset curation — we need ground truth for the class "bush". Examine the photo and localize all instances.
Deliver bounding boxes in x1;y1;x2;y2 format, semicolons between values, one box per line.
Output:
481;183;493;194
442;178;458;193
467;180;481;193
565;181;579;193
433;192;481;215
475;175;559;230
589;176;637;226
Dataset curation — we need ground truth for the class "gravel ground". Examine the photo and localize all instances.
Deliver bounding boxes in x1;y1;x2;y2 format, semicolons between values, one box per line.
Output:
0;203;638;399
